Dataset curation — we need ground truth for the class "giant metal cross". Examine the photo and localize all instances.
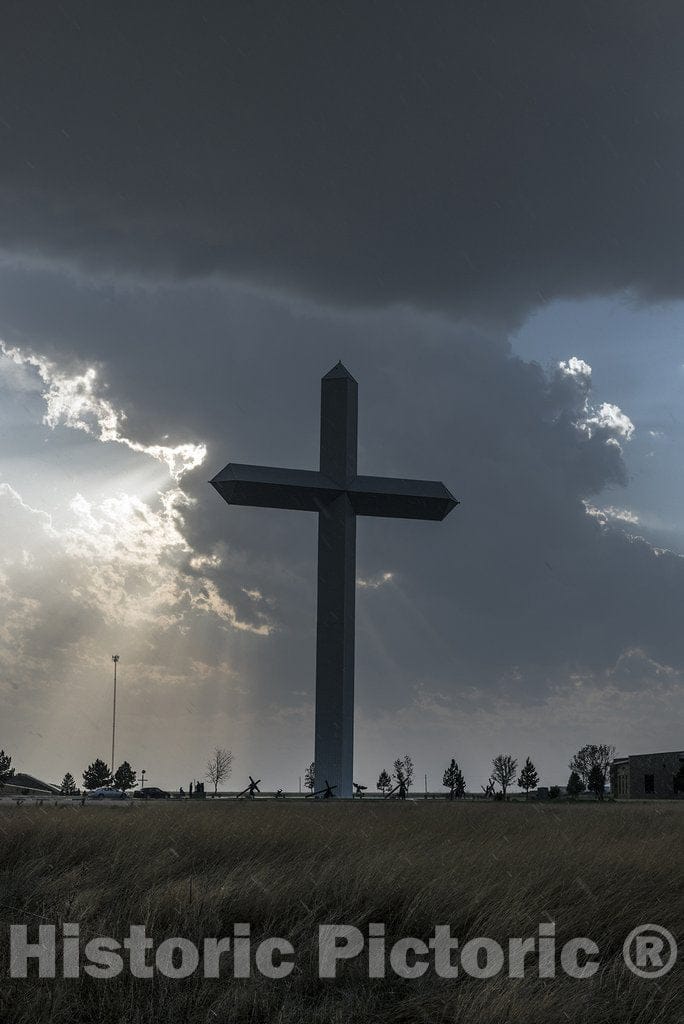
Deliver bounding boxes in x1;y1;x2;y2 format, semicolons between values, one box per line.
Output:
210;363;458;797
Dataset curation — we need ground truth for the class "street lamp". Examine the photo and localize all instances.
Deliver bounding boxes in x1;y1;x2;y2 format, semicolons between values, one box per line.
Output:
111;655;120;774
141;769;146;792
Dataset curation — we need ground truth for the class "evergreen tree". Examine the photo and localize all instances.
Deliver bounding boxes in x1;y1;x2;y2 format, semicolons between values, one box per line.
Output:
113;761;137;792
82;759;113;790
60;772;78;795
517;757;539;798
453;765;466;799
377;769;391;795
566;771;585;800
588;763;606;800
442;758;465;800
304;762;316;793
0;749;13;787
492;753;518;800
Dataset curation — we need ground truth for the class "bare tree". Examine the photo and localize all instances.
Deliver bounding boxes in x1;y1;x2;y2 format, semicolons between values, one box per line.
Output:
206;747;233;796
403;754;415;791
304;762;315;793
393;754;415;791
492;753;518;800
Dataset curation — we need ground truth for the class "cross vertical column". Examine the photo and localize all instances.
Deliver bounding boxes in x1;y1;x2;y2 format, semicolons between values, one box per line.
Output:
314;364;358;797
210;361;458;800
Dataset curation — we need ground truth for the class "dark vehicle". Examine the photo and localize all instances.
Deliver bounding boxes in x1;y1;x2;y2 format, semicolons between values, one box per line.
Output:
133;787;169;800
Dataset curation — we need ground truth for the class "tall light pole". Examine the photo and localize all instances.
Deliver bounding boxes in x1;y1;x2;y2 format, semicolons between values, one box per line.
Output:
111;654;120;774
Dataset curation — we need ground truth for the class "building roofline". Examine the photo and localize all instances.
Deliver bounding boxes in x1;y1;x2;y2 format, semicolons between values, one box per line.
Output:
611;750;684;761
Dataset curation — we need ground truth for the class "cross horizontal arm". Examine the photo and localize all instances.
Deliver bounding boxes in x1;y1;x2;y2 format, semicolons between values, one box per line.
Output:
348;475;459;521
210;463;341;512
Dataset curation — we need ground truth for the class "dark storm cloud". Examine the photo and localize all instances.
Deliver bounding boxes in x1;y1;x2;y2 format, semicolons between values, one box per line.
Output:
1;2;683;323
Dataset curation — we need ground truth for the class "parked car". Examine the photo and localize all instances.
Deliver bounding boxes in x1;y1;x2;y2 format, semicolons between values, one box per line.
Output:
133;787;169;800
88;787;128;800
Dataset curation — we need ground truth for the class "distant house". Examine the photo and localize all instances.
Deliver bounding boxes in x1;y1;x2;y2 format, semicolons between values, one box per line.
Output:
1;773;61;796
610;751;684;799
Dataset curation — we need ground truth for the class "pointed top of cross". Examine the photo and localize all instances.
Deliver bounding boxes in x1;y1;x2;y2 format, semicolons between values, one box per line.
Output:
322;361;357;382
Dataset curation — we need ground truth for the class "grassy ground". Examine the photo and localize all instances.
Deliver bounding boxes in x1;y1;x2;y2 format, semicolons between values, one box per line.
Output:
0;800;682;1023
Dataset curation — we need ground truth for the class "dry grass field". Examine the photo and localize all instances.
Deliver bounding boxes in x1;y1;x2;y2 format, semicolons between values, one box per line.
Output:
0;800;682;1024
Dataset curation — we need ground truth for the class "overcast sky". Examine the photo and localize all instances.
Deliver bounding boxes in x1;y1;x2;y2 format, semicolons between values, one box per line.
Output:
1;3;683;791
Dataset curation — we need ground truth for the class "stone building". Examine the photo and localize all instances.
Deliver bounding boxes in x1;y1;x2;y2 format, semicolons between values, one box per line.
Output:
610;751;684;799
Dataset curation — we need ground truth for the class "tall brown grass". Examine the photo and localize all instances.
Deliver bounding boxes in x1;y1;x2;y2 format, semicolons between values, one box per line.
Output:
0;801;681;1023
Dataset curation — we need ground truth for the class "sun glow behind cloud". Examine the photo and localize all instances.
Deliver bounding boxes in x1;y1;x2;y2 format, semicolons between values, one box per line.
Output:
0;341;206;481
0;341;274;648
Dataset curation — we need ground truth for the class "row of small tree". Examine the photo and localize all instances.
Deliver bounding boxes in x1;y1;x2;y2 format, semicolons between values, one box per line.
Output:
50;747;234;797
303;755;422;796
0;750;139;795
302;756;413;795
479;744;616;800
482;754;539;799
0;742;619;799
60;748;234;797
79;749;235;795
303;743;616;800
